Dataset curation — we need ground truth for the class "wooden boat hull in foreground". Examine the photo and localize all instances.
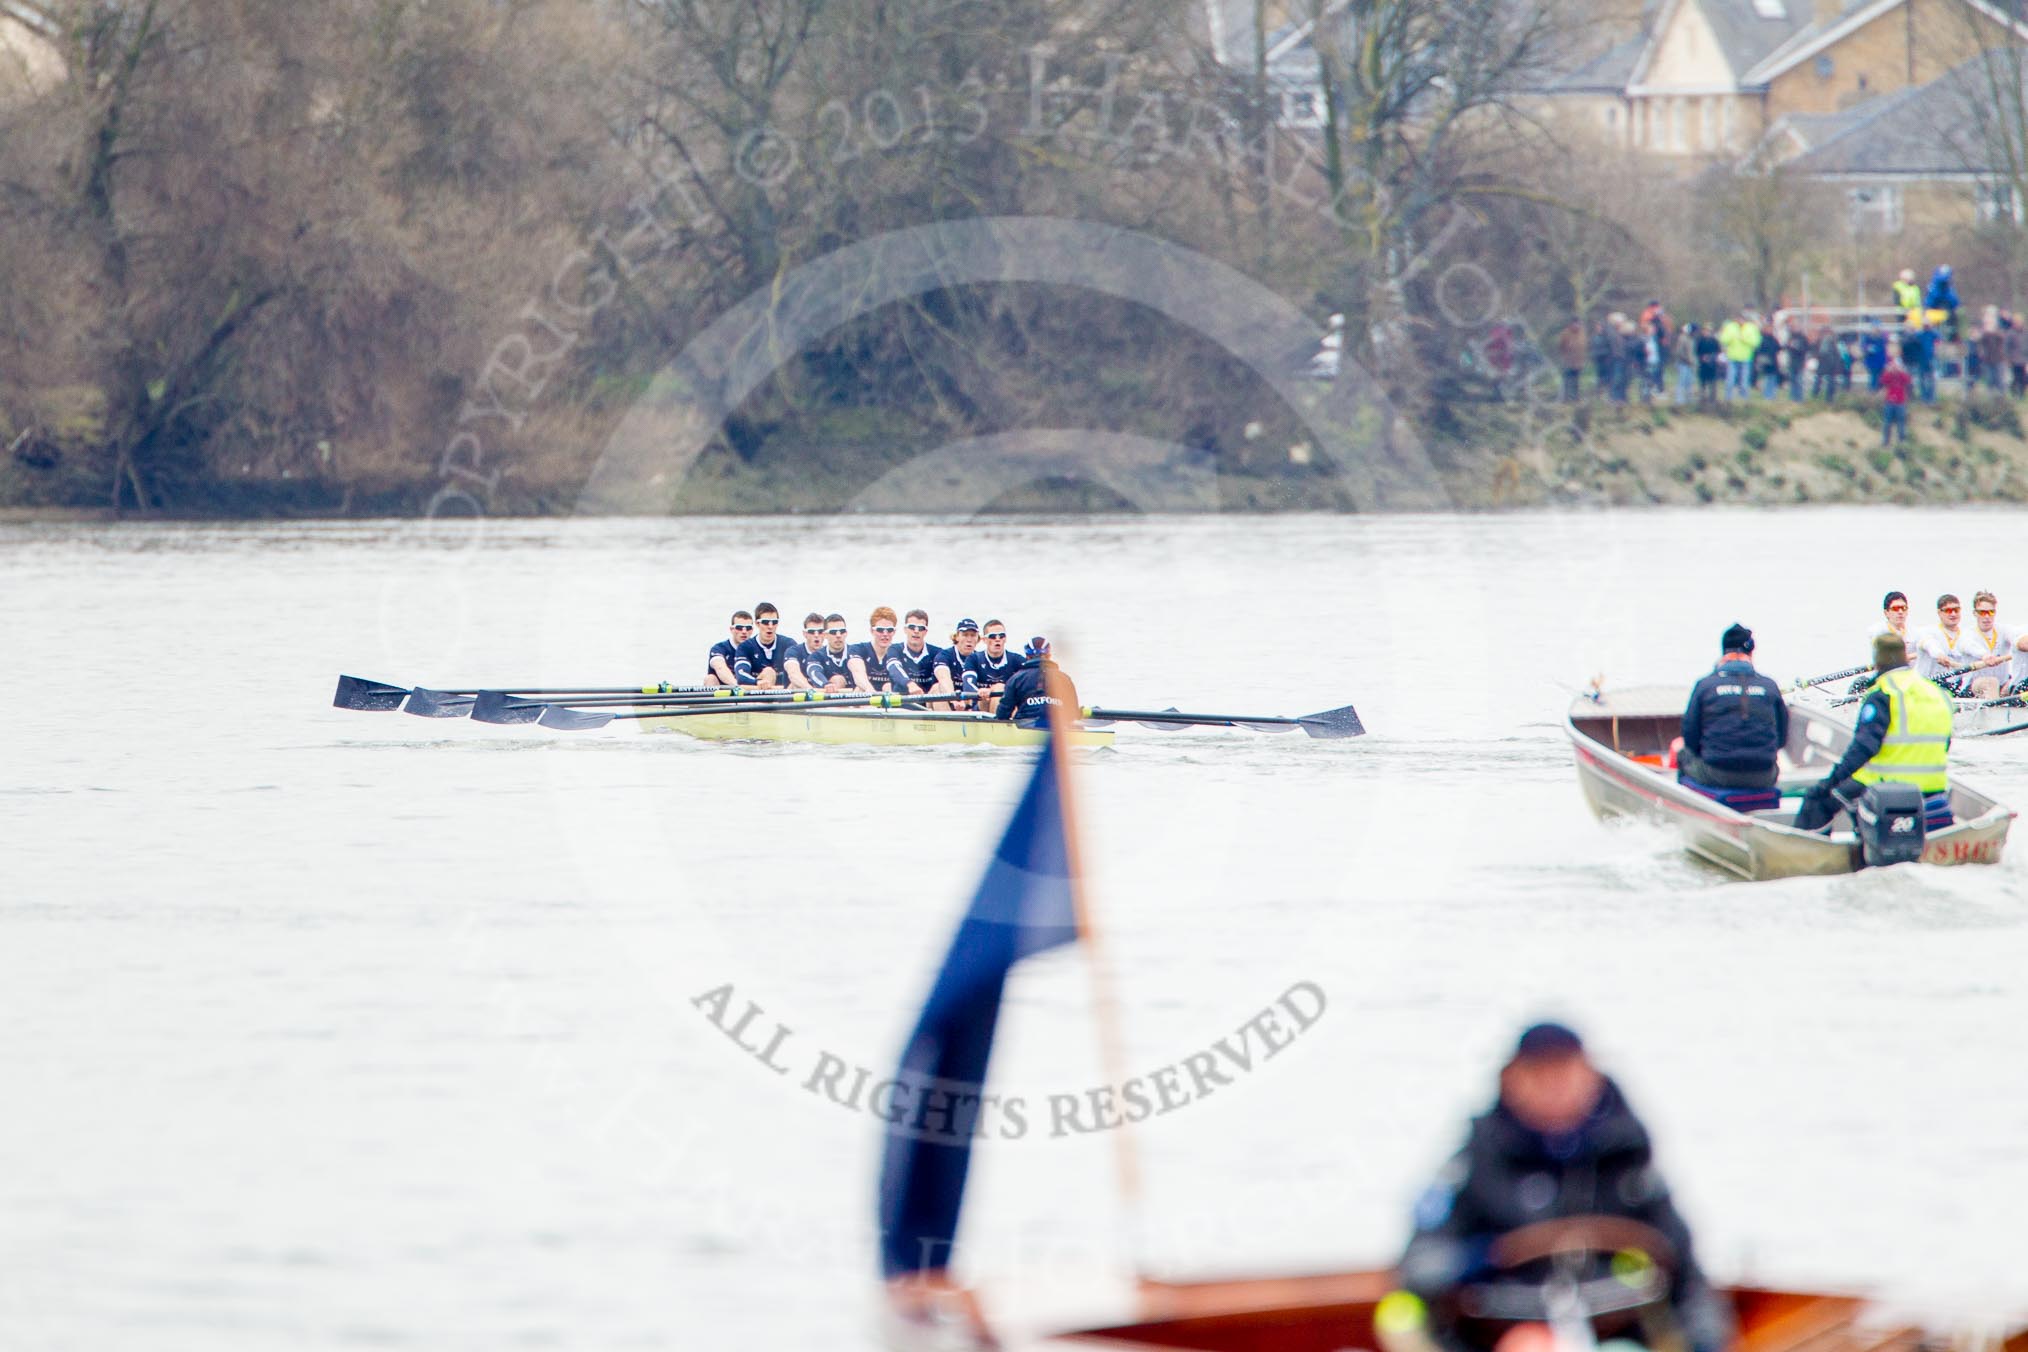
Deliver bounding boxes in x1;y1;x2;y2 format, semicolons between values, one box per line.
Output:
934;1269;2025;1352
1567;686;2012;880
634;706;1115;748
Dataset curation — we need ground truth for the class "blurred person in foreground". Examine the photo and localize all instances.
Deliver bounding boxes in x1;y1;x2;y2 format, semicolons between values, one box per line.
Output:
1794;632;1952;833
1379;1023;1735;1352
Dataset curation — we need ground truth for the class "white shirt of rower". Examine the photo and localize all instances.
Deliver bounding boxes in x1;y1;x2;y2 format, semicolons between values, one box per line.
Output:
1865;618;1908;644
1955;617;2025;683
1910;625;1963;680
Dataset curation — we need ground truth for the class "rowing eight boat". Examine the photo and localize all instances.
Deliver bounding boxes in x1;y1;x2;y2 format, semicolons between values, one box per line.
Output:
634;705;1116;748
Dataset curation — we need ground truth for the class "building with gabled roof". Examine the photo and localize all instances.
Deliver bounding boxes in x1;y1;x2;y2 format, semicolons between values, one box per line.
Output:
1759;53;2027;235
1534;0;2027;159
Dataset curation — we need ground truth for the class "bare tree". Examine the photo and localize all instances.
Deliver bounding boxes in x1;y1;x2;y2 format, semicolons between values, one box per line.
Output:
1305;0;1575;352
1699;165;1829;316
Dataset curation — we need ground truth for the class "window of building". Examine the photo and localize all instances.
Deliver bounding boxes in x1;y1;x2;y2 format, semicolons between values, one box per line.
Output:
1699;96;1715;148
1672;98;1687;151
1751;0;1787;16
1976;179;2023;223
1848;185;1904;235
1287;89;1319;123
1813;54;1833;78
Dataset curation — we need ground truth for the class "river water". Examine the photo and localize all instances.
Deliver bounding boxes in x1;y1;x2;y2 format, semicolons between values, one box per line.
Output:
5;509;2026;1349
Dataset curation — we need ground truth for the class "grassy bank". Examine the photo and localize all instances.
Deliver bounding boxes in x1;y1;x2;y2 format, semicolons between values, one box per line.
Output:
9;394;2028;518
1442;395;2028;510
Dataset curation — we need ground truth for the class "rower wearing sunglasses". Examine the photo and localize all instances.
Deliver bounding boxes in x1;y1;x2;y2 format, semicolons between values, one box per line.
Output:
964;621;1019;715
805;615;859;691
733;602;805;689
708;610;754;687
798;611;827;681
884;609;941;694
932;618;982;710
1866;591;1909;644
848;606;902;693
1911;594;1968;684
1956;590;2022;699
1850;591;1911;693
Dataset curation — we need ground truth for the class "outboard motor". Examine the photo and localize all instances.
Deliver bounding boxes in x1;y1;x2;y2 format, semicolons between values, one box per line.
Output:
1855;783;1928;867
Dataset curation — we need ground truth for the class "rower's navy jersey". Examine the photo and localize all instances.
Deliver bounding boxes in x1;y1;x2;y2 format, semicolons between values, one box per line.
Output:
933;646;974;689
706;638;739;680
965;648;1018;693
733;634;797;685
805;646;855;686
795;641;829;686
886;642;939;691
848;641;896;690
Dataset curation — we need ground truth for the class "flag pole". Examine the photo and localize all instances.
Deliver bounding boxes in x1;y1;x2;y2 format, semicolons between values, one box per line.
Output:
1041;647;1147;1273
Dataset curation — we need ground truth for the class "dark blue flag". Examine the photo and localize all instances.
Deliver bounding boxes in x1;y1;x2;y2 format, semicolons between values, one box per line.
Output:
876;737;1081;1278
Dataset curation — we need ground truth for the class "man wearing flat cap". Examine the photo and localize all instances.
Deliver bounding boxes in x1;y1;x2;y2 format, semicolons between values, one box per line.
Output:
1678;623;1788;797
1386;1024;1733;1352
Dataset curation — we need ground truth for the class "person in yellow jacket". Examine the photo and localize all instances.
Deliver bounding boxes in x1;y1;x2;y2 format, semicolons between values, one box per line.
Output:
1794;632;1953;831
1892;268;1922;314
1717;312;1759;400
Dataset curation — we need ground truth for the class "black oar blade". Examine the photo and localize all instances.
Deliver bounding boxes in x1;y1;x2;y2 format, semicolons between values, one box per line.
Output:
403;687;474;718
334;674;409;712
1297;703;1365;739
470;690;544;725
537;705;618;732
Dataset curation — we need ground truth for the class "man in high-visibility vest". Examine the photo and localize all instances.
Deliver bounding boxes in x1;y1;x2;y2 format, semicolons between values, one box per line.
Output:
1892;268;1923;315
1795;632;1953;832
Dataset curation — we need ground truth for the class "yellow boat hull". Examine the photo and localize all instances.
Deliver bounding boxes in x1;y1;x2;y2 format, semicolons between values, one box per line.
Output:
634;706;1115;748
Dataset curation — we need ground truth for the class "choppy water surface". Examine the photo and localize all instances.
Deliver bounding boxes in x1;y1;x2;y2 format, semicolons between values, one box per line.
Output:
5;509;2026;1349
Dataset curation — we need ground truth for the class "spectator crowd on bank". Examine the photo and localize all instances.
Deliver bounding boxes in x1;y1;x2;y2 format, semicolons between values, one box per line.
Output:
1546;264;2028;445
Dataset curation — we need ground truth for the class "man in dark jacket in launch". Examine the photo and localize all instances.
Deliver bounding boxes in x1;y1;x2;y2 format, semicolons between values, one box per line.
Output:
1383;1024;1735;1352
1679;623;1788;793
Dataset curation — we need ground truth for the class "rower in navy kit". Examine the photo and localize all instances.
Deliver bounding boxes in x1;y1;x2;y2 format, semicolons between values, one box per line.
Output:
849;606;901;692
885;609;941;693
733;603;805;688
963;620;1018;714
797;611;827;679
804;614;859;690
932;618;981;709
708;610;754;686
994;637;1079;729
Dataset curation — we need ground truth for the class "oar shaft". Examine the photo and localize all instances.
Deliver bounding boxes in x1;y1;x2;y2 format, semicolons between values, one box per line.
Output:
498;689;826;709
1083;707;1297;727
497;687;895;710
560;692;953;726
1795;664;1870;689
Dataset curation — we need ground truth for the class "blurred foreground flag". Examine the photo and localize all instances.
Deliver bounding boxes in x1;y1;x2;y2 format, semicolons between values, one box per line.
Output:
876;735;1081;1279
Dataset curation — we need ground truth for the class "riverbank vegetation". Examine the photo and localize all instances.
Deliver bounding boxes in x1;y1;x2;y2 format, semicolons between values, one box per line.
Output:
2;0;2025;515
